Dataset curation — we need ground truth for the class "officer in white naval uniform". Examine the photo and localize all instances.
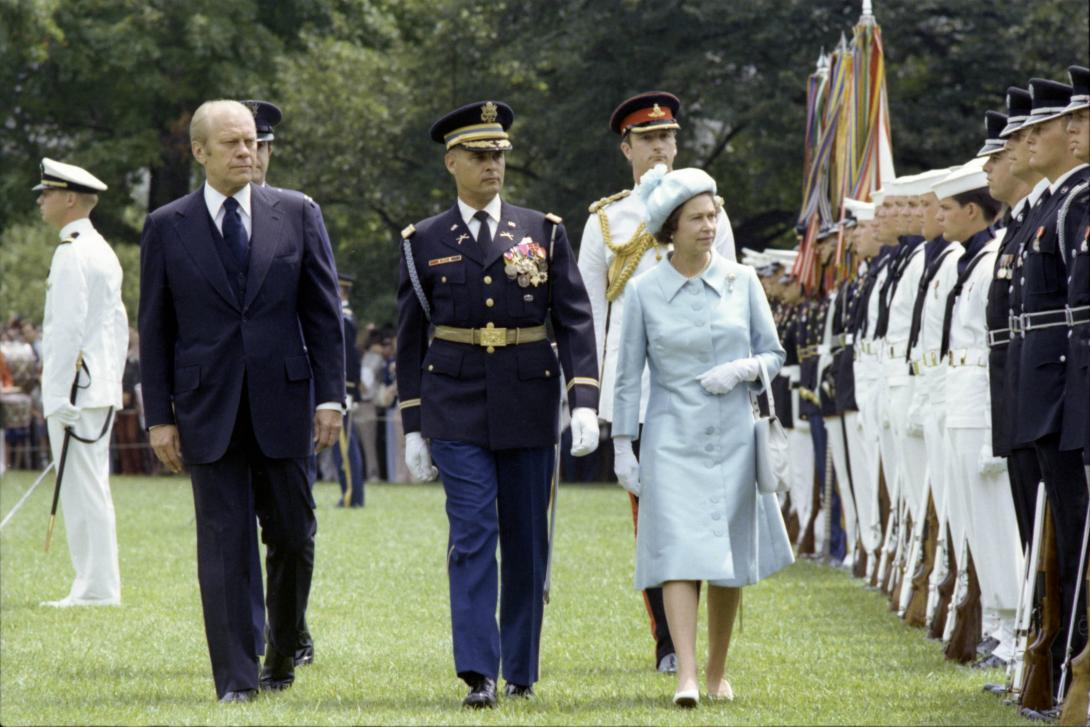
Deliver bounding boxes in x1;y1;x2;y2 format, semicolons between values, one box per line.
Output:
35;158;127;607
577;92;735;673
934;160;1023;668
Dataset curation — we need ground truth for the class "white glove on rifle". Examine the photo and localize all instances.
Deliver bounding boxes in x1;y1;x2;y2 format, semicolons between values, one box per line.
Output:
977;442;1007;477
698;357;760;395
405;432;438;482
48;402;80;427
569;407;600;457
613;436;640;497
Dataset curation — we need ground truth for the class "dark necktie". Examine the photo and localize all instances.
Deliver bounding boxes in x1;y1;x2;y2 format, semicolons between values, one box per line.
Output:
474;209;492;254
222;197;248;266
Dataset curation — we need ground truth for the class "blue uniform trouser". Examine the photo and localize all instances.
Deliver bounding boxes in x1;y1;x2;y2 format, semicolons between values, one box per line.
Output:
333;412;365;506
809;415;846;558
430;439;553;687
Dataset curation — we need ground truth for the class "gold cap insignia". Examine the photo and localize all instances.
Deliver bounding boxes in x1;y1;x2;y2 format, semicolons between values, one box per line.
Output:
481;102;499;123
648;103;666;119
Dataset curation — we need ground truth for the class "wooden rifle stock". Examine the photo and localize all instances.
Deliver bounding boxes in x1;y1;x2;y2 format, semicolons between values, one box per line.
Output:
799;461;822;556
904;495;937;627
1020;508;1060;711
1058;572;1090;725
1011;484;1050;697
888;508;911;610
945;549;982;663
871;469;891;588
853;534;868;579
929;528;957;640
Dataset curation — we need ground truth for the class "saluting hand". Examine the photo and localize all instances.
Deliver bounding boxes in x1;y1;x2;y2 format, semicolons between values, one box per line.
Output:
149;424;183;474
313;409;342;452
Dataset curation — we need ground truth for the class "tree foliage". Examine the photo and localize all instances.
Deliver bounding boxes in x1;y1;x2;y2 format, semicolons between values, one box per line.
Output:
2;0;1087;325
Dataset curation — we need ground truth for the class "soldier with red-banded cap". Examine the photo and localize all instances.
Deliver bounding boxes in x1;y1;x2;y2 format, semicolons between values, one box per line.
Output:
34;158;127;609
576;92;737;674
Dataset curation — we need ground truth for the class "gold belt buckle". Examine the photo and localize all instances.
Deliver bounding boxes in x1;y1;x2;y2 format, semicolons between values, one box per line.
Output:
478;324;508;348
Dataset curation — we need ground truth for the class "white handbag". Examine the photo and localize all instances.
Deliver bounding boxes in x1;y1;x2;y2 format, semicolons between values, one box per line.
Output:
754;359;790;495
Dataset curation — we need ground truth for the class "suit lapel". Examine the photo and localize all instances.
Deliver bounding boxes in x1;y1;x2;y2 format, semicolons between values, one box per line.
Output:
244;185;286;309
483;202;525;270
437;205;483;265
171;190;239;311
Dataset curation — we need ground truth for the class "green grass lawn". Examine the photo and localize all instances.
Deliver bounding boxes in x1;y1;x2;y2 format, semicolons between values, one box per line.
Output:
1;471;1029;725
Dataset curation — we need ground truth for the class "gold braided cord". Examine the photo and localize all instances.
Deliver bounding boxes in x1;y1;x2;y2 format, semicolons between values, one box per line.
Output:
599;209;663;301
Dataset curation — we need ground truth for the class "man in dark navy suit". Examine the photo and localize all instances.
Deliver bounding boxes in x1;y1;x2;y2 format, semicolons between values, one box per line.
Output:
138;99;345;703
396;100;600;708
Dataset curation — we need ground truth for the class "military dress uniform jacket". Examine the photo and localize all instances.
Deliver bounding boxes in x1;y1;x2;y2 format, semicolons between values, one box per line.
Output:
41;218;128;417
1015;165;1090;446
796;297;827;422
1059;183;1089;454
396;201;599;450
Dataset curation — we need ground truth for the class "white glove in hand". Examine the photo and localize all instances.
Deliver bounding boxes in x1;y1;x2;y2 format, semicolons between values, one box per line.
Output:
906;396;925;436
405;432;438;482
613;436;641;497
569;407;600;456
49;402;80;427
977;443;1007;477
698;357;760;395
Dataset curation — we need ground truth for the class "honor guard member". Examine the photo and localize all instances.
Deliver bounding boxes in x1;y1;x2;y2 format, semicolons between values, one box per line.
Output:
1016;77;1089;691
35;158;127;607
241;97;320;667
994;86;1051;548
1059;65;1089;465
576;91;736;674
333;272;365;507
931;160;1020;669
396;101;601;707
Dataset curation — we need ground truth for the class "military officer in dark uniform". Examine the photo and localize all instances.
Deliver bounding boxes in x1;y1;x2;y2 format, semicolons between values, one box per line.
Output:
396;101;600;707
1013;77;1089;693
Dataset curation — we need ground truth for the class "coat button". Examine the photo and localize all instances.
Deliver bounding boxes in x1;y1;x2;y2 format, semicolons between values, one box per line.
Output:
485;298;494;307
704;444;714;452
545;369;551;377
714;528;724;537
484;275;492;284
712;512;721;520
487;346;495;354
1060;355;1066;363
705;426;715;435
427;364;434;372
441;275;447;283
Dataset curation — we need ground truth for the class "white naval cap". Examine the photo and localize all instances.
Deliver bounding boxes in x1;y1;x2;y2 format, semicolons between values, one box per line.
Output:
32;158;108;194
892;168;954;197
843;197;876;221
931;157;988;201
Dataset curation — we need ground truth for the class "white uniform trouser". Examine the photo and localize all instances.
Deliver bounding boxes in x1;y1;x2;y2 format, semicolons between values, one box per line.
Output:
825;415;859;564
948;426;1023;661
941;424;972;642
921;384;952;626
788;419;814;546
852;356;884;574
46;407;121;604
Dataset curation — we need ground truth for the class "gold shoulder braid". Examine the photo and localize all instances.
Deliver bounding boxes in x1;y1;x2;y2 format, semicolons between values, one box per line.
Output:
592;190;664;301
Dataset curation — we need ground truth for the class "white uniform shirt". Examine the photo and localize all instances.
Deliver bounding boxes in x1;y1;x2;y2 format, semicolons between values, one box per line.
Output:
945;237;1001;429
577;190;736;422
41;218;128;417
907;242;963;416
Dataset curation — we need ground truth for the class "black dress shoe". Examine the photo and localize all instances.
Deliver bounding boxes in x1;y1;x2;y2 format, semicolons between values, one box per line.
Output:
294;629;314;666
982;682;1008;695
219;689;258;703
260;646;295;691
975;636;1000;656
463;677;497;709
504;682;534;698
972;653;1008;670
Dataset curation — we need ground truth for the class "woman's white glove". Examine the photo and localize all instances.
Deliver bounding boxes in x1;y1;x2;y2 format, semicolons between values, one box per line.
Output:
405;432;438;482
977;443;1007;477
613;436;640;497
569;407;600;457
698;357;760;395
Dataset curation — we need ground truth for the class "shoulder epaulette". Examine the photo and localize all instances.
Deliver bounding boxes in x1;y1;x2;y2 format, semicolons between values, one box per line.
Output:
401;224;416;239
545;212;562;225
588;189;631;214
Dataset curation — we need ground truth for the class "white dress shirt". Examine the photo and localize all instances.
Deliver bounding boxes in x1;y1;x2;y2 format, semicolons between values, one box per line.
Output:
457;195;502;242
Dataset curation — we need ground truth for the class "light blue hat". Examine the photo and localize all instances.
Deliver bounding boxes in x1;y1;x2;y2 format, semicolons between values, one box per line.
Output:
637;164;717;235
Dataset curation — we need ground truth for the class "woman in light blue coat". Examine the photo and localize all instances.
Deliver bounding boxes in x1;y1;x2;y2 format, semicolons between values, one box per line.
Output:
612;166;792;707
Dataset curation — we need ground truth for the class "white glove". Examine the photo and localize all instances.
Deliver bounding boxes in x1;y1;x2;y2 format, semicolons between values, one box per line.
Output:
569;407;600;457
613;436;640;497
698;357;760;395
977;443;1007;477
48;402;80;427
405;432;438;482
906;394;925;436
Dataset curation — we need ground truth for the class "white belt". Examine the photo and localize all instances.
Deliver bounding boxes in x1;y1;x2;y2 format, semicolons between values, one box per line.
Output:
885;340;908;360
910;349;944;374
947;348;989;368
